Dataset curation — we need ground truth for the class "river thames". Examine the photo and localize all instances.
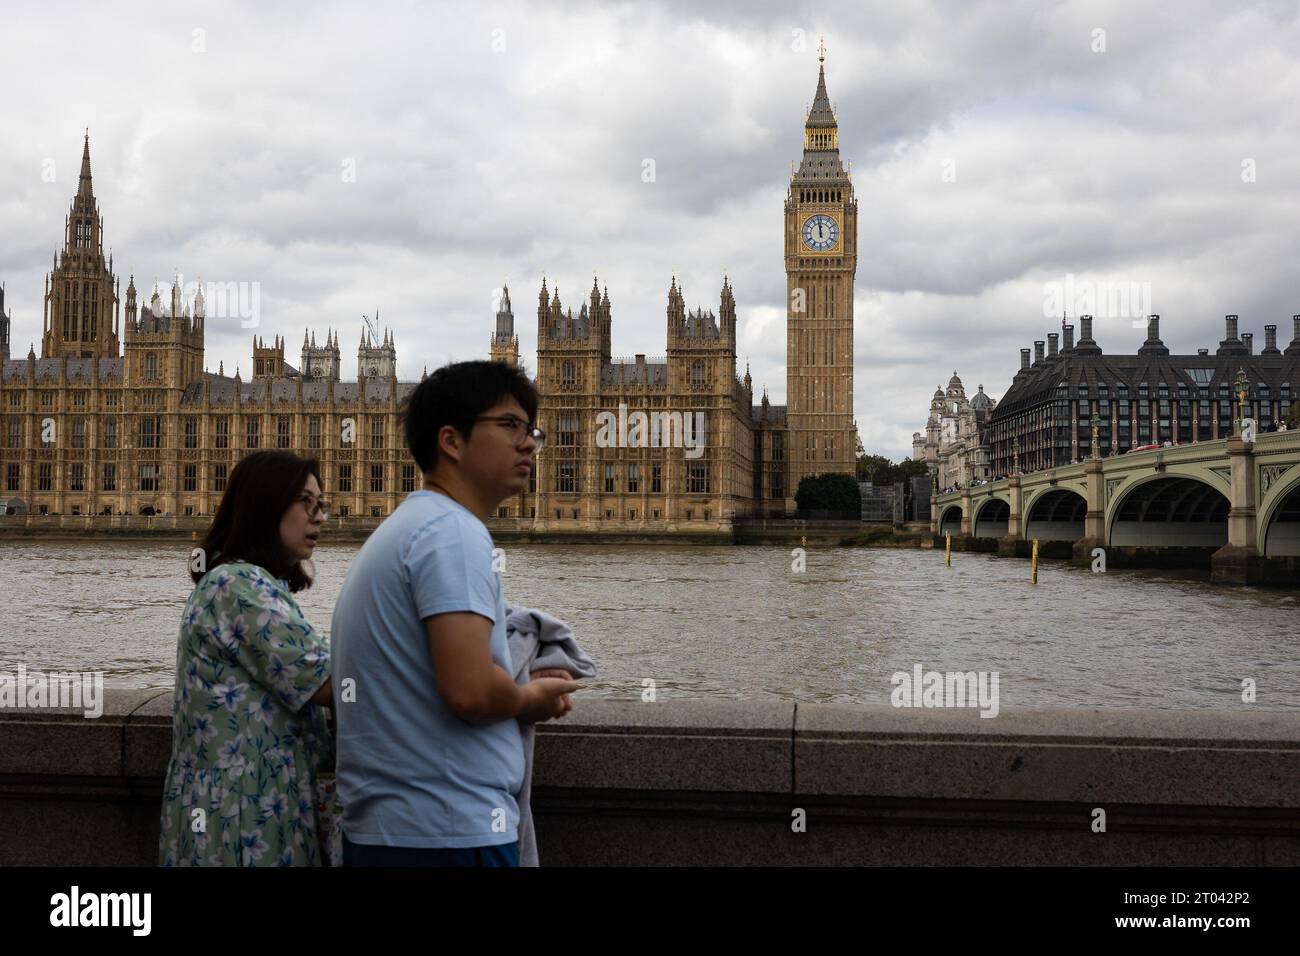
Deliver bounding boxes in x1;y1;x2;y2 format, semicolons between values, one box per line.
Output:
1;539;1296;709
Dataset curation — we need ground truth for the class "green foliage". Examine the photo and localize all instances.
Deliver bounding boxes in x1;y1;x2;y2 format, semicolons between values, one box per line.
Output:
856;454;929;485
794;472;862;512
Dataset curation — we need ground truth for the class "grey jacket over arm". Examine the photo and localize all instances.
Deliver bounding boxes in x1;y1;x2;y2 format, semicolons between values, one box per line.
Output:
504;603;598;867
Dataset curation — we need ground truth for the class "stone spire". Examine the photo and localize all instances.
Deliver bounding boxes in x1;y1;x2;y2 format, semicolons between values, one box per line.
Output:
78;130;95;200
806;38;837;131
794;43;847;181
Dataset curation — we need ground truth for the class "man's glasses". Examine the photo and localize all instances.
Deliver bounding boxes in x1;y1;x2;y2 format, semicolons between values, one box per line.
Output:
476;415;546;451
298;494;330;519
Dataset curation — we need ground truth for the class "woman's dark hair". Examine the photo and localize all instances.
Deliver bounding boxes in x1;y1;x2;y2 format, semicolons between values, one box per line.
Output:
191;450;322;592
403;360;539;473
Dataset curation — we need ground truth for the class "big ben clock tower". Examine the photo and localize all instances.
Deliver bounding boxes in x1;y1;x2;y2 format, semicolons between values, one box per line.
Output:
785;40;857;504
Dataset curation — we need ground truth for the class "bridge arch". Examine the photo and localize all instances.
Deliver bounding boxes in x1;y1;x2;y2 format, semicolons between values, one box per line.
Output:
972;497;1010;539
1023;488;1086;542
1107;475;1228;548
938;504;963;537
1259;471;1300;557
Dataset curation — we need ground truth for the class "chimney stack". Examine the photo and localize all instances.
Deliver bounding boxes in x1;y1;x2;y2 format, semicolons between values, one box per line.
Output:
1020;348;1031;370
1063;324;1075;350
1074;314;1101;355
1047;333;1059;357
1243;332;1253;354
1138;314;1169;356
1263;324;1279;354
1034;341;1045;364
1289;315;1300;356
1217;314;1249;356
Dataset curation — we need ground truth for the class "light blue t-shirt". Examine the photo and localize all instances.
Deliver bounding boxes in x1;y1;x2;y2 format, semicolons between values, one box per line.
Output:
331;489;523;848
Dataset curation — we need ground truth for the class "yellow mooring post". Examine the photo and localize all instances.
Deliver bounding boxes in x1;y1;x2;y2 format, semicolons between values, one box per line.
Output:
1031;538;1039;584
945;531;952;567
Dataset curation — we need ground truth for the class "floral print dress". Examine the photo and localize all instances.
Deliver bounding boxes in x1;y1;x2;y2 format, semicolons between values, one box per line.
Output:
159;561;333;866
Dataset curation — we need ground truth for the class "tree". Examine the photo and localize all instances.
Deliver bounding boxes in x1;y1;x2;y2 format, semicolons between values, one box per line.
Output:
795;473;861;513
856;454;928;485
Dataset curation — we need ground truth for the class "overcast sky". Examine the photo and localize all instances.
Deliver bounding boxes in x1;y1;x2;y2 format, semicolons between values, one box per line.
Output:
2;0;1298;459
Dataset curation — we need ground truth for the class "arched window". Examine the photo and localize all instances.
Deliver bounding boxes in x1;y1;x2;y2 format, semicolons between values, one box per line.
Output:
691;360;705;387
146;353;158;379
562;361;575;386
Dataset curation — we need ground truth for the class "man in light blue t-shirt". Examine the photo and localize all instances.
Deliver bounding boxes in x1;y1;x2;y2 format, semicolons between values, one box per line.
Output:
331;361;577;867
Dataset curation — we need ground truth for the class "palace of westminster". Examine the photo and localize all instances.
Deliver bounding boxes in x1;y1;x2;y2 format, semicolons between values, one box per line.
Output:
0;53;861;527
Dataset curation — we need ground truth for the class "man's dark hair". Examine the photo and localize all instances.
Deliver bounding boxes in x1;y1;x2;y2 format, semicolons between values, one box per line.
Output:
192;450;322;592
403;360;538;473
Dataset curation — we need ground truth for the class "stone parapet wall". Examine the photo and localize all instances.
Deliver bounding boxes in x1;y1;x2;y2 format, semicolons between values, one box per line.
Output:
1;691;1296;865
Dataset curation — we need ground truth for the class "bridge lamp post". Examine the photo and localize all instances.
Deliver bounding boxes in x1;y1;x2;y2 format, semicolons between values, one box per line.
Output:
1234;368;1249;437
1090;411;1101;459
1012;437;1021;476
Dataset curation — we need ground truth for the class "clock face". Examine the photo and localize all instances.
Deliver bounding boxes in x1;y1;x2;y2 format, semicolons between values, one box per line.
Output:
802;214;839;252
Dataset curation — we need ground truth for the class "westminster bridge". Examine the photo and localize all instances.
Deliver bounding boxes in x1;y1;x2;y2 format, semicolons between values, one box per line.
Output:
932;431;1300;585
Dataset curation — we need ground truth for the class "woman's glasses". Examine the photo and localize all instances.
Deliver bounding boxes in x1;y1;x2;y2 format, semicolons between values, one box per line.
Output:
299;494;330;519
475;415;546;451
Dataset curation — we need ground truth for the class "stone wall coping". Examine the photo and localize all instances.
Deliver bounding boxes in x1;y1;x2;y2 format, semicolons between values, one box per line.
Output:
2;690;1297;808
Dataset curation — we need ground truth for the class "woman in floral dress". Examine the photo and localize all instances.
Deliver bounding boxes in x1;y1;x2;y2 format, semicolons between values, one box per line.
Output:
159;451;334;866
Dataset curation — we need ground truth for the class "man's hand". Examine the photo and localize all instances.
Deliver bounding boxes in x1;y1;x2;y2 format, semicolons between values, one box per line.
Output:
530;667;576;715
517;676;579;722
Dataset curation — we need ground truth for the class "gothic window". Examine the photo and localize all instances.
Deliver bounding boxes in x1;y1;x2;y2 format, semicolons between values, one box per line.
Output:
214;417;229;449
651;463;662;493
338;464;353;493
402;463;416;493
183;464;197;492
184;418;198;449
627;463;639;493
72;419;86;449
687;462;709;493
140;416;161;449
691;361;705;387
562;361;576;387
557;414;579;447
146;353;158;380
139;464;159;492
308;416;322;449
557;462;577;493
213;464;227;492
38;463;53;491
246;418;260;449
370;418;384;449
70;463;85;492
604;463;615;493
6;463;18;492
370;464;384;492
278;415;291;449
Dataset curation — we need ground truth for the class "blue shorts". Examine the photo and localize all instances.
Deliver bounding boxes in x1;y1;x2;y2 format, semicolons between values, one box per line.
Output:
342;835;519;868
